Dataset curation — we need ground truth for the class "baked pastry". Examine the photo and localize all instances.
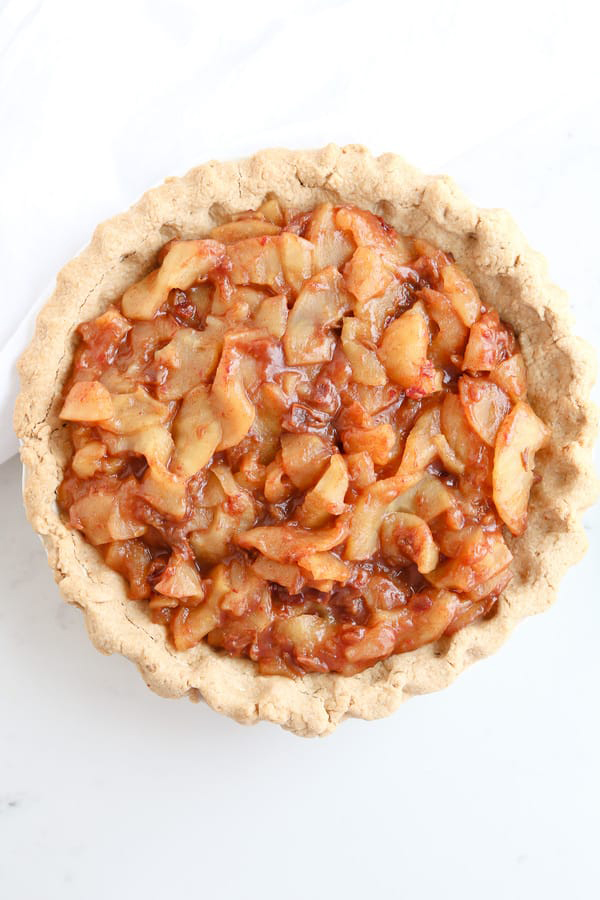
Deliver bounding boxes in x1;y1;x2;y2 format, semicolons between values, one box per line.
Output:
16;145;597;736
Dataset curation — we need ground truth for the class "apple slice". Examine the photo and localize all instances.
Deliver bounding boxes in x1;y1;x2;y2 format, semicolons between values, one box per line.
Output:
284;266;353;364
211;338;255;450
171;385;222;477
298;551;350;583
253;294;288;339
458;375;511;446
439;263;482;326
398;405;441;475
440;392;483;464
380;512;439;573
210;218;281;242
154;324;224;400
72;441;106;479
305;203;355;270
462;309;514;372
122;239;226;320
297;454;349;527
279;232;314;294
60;381;113;422
236;515;350;563
341;423;396;466
492;401;550;535
420;287;469;365
490;353;527;402
378;301;441;394
341;317;387;386
280;433;331;490
155;554;204;599
344;246;395;303
102;386;170;435
428;529;513;591
251;556;305;593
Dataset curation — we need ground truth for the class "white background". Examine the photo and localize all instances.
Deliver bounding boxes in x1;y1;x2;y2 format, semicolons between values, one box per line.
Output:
0;1;599;897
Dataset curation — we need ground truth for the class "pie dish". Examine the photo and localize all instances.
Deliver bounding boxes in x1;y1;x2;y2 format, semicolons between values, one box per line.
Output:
16;145;597;736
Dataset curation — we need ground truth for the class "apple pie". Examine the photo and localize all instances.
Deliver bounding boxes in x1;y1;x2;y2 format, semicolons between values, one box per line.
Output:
16;146;597;735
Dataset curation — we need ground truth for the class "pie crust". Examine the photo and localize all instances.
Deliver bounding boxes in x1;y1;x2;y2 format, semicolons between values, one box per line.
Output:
15;145;598;736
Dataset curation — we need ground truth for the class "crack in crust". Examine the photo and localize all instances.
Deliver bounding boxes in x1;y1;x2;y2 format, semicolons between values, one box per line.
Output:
14;144;599;736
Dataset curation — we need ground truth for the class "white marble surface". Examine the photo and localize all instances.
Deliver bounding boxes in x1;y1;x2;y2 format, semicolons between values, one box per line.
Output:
1;1;600;898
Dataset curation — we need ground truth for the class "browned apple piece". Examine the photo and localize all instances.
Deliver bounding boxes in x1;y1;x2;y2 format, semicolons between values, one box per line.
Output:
342;622;397;665
172;564;233;649
391;473;455;521
490;353;527;401
344;246;395;303
217;286;268;318
253;294;288;339
373;589;459;656
351;278;402;343
263;454;294;503
380;512;439;573
227;235;285;289
236;515;350;563
433;433;465;475
104;539;153;601
297;454;349;527
344;471;422;560
140;465;187;519
419;287;469;365
341;317;387;386
440;392;483;464
102;386;170;435
283;266;352;364
305;203;355;270
439;263;482;326
274;614;331;657
251;383;286;465
378;301;442;394
251;556;305;593
210;218;281;241
190;482;256;563
100;425;174;469
155;555;204;599
190;511;237;564
280;433;331;490
298;551;350;582
211;338;255;450
186;283;213;318
60;381;114;422
462;309;514;372
458;375;511;446
429;528;512;591
492;401;550;536
279;231;314;294
345;451;376;489
154;324;224;400
72;441;106;478
398;406;441;475
341;423;396;466
70;488;146;545
257;195;285;226
171;385;222;477
122;239;226;320
462;567;512;604
335;206;411;258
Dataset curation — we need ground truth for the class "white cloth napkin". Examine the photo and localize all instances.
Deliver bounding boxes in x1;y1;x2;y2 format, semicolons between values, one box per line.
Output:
1;0;599;463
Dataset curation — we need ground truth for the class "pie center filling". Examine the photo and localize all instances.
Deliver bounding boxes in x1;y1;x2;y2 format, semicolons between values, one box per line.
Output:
57;199;549;676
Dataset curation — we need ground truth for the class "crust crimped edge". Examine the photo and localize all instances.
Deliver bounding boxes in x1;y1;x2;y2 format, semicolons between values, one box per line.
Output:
15;145;598;737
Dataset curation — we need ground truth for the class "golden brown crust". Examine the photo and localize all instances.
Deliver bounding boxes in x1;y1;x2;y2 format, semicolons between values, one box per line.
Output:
15;145;598;736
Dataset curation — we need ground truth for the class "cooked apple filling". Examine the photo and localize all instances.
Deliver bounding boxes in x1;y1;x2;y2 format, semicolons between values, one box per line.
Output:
57;199;549;675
